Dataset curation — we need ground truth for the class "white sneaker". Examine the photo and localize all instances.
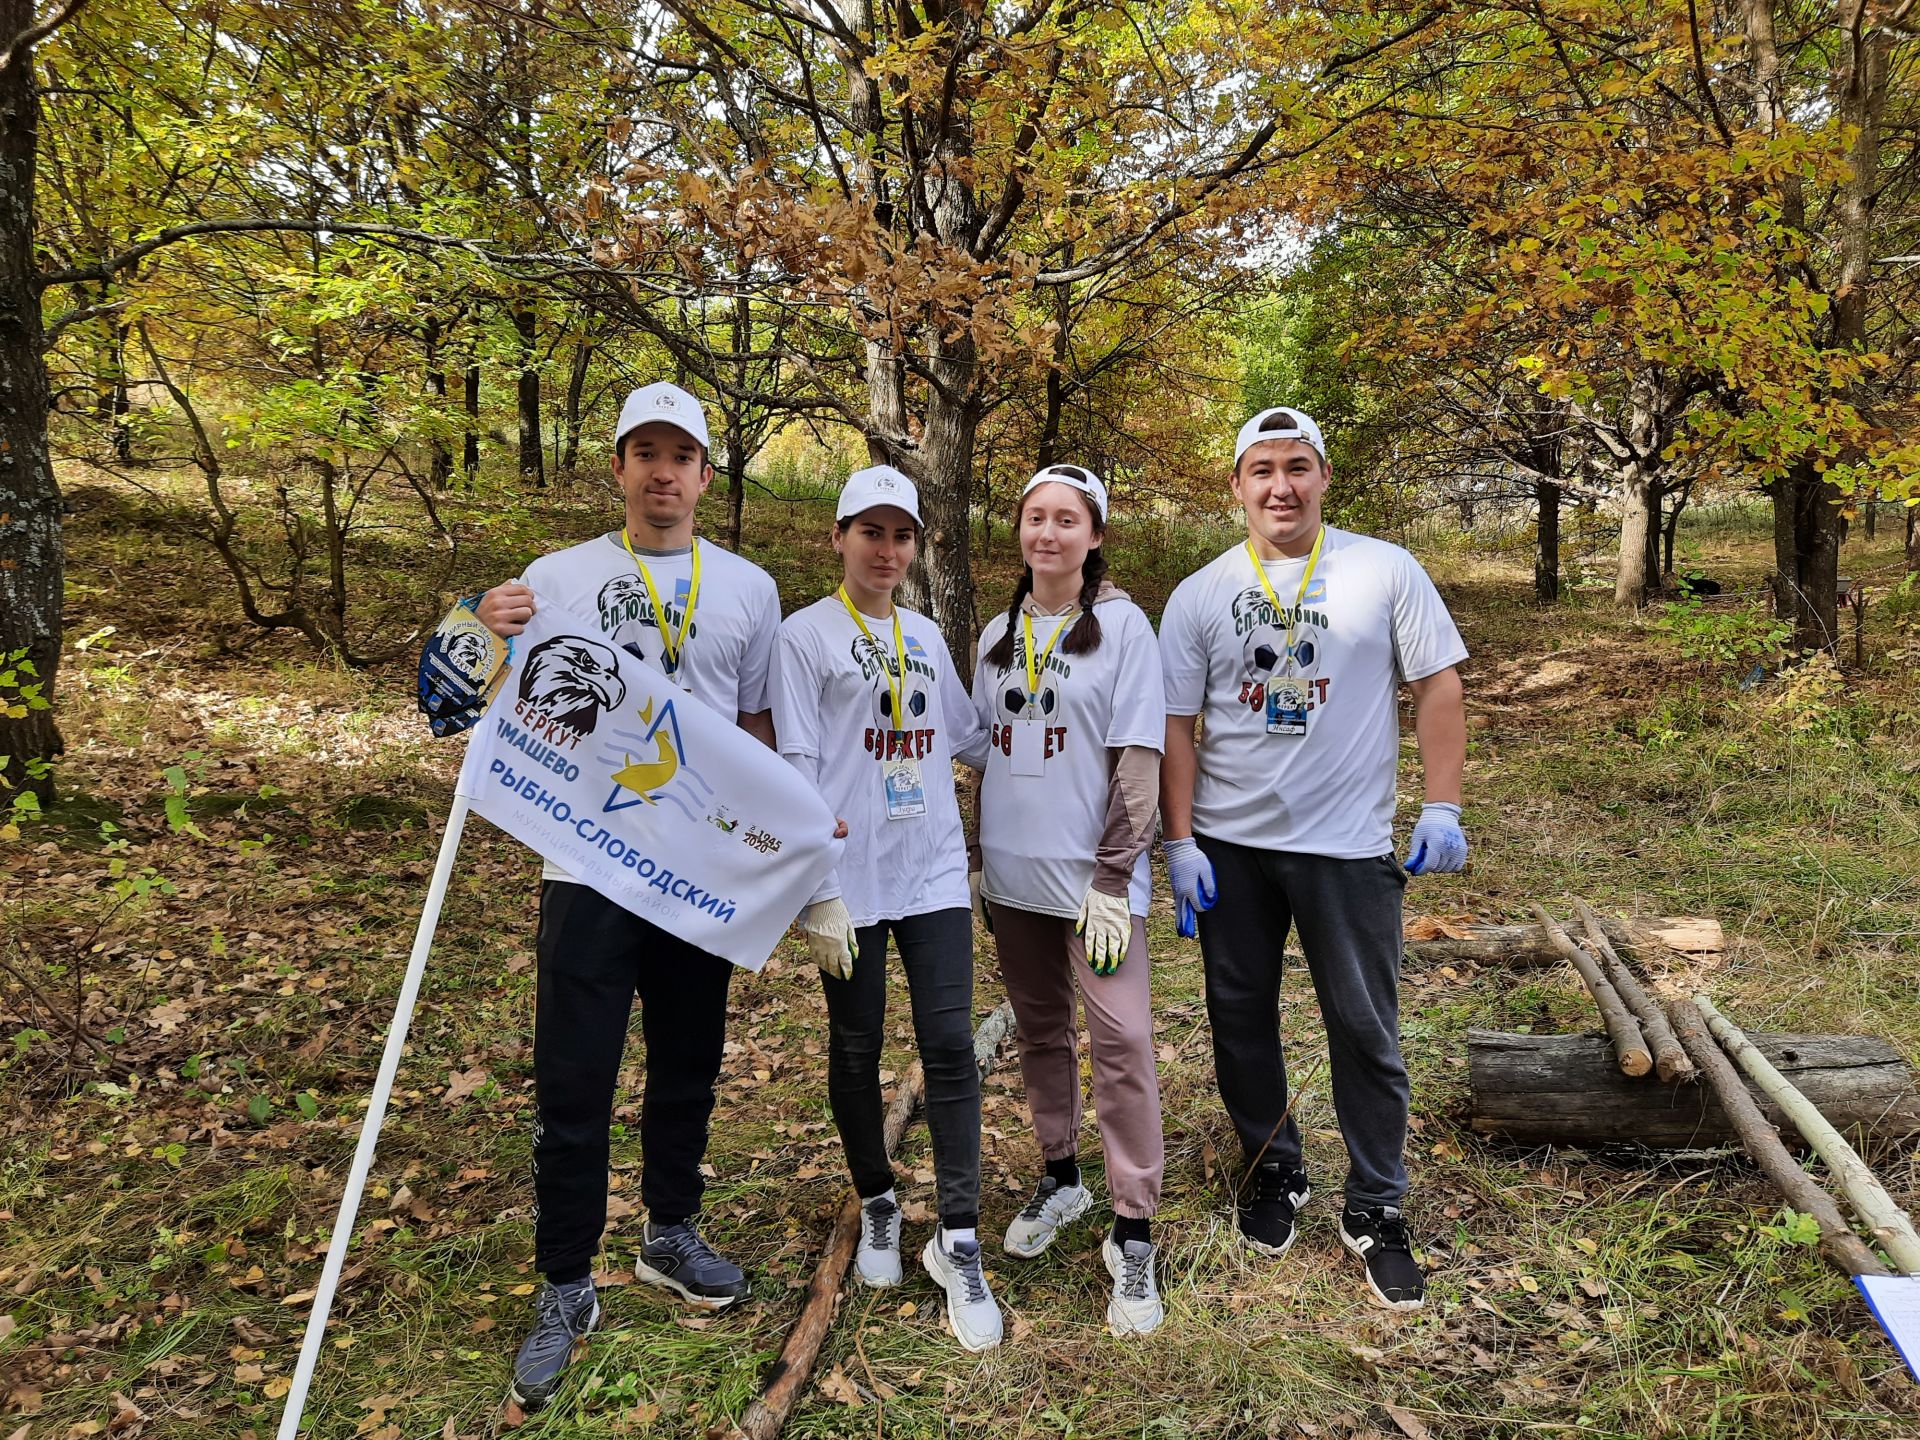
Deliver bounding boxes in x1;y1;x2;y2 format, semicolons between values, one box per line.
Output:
854;1195;903;1287
921;1228;1004;1352
1102;1234;1164;1336
1002;1175;1093;1258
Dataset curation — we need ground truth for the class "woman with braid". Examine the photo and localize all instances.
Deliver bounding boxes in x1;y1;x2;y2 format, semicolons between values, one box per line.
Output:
966;465;1169;1335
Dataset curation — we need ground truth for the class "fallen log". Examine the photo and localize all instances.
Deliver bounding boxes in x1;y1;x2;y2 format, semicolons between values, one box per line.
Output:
1696;995;1920;1274
1469;1030;1920;1150
1403;915;1722;969
728;1001;1016;1440
1574;899;1694;1084
1532;905;1652;1077
1667;1000;1890;1278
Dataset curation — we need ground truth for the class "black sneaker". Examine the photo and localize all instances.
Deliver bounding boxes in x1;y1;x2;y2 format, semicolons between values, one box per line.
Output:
1236;1162;1311;1256
635;1218;750;1311
1339;1204;1426;1310
508;1277;599;1413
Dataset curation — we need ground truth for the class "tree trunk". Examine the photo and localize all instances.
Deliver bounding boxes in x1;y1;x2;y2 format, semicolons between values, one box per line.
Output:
1771;460;1842;655
462;362;481;484
424;316;452;491
918;334;982;667
99;320;134;464
725;294;750;550
1662;480;1690;580
561;336;590;476
1468;1030;1920;1149
0;6;63;803
1614;467;1655;607
1534;479;1561;602
1906;508;1918;572
513;307;543;486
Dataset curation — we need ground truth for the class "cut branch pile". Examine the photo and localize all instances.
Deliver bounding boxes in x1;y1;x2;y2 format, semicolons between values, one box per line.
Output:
1470;900;1920;1281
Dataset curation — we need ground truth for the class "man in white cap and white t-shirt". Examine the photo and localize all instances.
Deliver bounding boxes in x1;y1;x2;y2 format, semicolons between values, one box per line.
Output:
1157;405;1468;1312
454;383;784;1411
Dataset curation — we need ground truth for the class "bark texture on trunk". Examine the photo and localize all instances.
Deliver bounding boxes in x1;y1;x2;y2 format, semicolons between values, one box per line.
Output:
0;6;63;802
513;307;543;485
1534;479;1561;603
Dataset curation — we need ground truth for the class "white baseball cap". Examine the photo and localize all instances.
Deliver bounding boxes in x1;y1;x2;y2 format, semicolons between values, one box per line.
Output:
1235;406;1327;467
1021;463;1110;522
614;382;710;453
836;464;922;525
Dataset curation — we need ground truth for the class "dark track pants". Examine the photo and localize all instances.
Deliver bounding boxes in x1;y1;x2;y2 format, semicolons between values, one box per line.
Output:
821;907;981;1228
1194;837;1411;1208
532;880;734;1279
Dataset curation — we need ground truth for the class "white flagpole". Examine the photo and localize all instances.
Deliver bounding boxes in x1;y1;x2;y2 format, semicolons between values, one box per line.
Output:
275;793;472;1439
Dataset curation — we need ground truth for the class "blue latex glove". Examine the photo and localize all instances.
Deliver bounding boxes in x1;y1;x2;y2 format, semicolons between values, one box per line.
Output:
1162;836;1218;938
1403;802;1468;874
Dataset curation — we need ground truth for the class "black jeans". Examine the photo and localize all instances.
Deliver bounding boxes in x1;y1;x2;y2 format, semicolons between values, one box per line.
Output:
1194;838;1411;1209
532;880;735;1279
822;907;981;1229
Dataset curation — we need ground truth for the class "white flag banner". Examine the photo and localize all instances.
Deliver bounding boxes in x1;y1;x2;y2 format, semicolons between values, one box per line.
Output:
455;599;842;971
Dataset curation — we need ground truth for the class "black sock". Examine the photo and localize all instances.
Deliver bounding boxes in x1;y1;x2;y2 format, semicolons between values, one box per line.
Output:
545;1263;591;1286
1111;1215;1151;1247
1045;1155;1081;1188
649;1212;689;1232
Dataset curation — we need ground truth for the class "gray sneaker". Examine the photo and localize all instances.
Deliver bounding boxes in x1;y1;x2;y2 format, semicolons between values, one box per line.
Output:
508;1277;599;1413
855;1195;904;1287
1002;1175;1093;1258
921;1228;1004;1352
1102;1235;1164;1336
636;1219;750;1310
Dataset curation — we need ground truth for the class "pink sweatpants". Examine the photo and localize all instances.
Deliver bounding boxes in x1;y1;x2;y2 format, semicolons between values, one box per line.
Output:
988;903;1164;1218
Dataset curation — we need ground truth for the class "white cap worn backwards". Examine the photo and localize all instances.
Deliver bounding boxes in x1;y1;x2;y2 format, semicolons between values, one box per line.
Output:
1235;406;1327;467
1021;463;1110;522
836;464;923;526
615;382;711;453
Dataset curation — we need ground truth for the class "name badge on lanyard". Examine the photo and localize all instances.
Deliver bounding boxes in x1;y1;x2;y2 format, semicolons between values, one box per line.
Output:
1266;677;1309;736
1011;608;1074;778
884;755;927;818
839;587;930;821
1245;530;1324;741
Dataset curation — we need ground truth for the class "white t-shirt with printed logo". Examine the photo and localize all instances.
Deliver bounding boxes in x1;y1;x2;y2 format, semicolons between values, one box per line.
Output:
971;596;1165;918
520;532;782;882
770;597;987;928
1159;527;1467;858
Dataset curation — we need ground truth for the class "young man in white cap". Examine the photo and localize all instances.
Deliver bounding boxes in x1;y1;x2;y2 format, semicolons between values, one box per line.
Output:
1158;406;1468;1311
768;465;1004;1351
454;383;783;1411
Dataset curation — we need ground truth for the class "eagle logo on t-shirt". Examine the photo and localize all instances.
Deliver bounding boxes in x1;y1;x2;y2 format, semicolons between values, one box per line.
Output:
596;573;695;679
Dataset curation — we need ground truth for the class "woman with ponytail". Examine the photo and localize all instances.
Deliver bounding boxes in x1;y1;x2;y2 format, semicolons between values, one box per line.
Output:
968;464;1169;1335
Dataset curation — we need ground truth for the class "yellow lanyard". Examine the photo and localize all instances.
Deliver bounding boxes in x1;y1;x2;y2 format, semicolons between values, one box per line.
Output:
1244;527;1325;673
620;532;701;669
839;586;908;731
1021;607;1076;709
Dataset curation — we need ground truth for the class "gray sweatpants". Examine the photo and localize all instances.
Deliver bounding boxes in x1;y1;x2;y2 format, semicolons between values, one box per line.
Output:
1194;836;1410;1208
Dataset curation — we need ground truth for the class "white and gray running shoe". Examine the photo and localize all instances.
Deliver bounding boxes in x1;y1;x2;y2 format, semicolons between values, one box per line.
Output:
508;1277;600;1413
1002;1175;1094;1258
854;1194;903;1287
1102;1235;1164;1336
636;1219;750;1310
921;1227;1005;1352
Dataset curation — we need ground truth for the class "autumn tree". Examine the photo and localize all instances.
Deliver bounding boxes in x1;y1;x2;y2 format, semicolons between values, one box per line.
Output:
569;0;1449;656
